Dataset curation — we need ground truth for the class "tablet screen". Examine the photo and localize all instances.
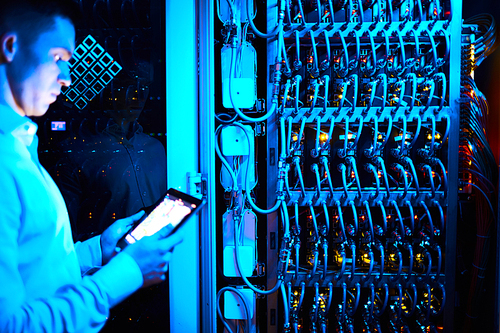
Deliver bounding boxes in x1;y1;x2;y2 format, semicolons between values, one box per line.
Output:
125;194;195;244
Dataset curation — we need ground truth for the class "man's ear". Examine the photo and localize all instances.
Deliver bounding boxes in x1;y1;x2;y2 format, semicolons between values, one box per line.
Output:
0;33;17;64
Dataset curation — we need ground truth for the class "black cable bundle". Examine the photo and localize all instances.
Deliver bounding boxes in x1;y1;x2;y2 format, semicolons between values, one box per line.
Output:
460;17;499;329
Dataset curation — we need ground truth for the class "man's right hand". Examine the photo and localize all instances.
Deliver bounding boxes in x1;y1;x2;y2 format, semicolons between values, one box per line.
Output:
122;228;183;287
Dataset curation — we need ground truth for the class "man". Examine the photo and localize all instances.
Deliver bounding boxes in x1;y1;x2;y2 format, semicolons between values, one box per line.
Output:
0;1;182;332
53;75;169;331
55;76;166;243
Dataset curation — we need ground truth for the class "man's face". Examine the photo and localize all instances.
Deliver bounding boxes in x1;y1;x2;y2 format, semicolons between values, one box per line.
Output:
7;16;75;117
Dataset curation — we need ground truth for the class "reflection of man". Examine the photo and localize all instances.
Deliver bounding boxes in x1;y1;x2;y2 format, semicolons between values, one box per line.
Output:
53;79;169;331
0;1;182;331
55;81;166;242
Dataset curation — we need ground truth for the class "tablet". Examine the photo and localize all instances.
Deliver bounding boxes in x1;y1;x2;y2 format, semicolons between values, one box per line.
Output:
117;188;204;249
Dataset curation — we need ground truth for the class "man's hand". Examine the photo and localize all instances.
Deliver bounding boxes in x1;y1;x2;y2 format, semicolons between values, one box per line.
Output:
100;211;145;265
123;228;183;287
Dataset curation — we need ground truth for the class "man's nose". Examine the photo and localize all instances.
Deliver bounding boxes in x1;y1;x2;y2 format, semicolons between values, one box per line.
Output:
57;62;72;87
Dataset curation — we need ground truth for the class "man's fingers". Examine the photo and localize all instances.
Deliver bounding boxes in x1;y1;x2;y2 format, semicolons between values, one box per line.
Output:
162;252;172;272
129;210;146;223
164;231;183;249
114;210;145;236
156;223;174;238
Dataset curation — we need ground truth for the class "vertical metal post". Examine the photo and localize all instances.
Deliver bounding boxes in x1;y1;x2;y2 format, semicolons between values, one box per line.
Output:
198;0;217;331
497;166;500;332
165;1;200;332
266;1;279;332
444;0;463;331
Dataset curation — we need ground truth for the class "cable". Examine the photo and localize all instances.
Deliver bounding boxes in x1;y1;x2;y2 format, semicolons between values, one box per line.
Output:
431;283;446;317
393;79;406;113
336;200;347;243
326;282;333;315
346;157;362;199
215;124;239;191
313;116;321;157
390;200;405;240
377;114;392;153
405;243;413;281
293;157;306;197
433;243;442;281
216;286;251;333
323;31;331;69
376;243;385;282
398;114;407;154
349;200;358;236
341;283;347;321
409;114;422;149
437;114;450;150
321;157;334;196
415;0;423;22
339;163;349;198
433;73;446;111
309;204;320;240
422;164;435;199
365;163;380;199
403;200;414;233
234;212;283;294
228;44;279;122
336;80;349;113
309;30;319;78
286;116;293;155
337;30;350;78
397;284;403;320
425;29;439;70
420;201;434;241
432;199;444;233
294;241;300;280
322;75;330;114
297;0;306;25
346;282;361;316
335;246;347;281
374;156;391;198
348;74;359;113
281;34;291;77
376;73;387;113
297;116;307;150
322;240;328;280
351;116;363;149
221;122;283;212
364;200;375;241
405;72;417;112
390;248;403;282
294;30;302;71
246;0;284;38
313;283;320;323
357;0;364;23
280;283;290;330
364;80;377;114
309;246;319;279
339;115;349;157
460;181;496;220
368;283;376;322
312;163;322;199
394;29;407;75
365;30;377;77
363;248;375;283
392;163;408;199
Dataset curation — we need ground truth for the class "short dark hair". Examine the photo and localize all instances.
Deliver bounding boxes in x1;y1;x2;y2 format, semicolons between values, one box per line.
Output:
0;0;81;43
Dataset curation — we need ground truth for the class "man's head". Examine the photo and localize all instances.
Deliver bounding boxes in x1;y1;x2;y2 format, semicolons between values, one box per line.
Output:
0;0;80;117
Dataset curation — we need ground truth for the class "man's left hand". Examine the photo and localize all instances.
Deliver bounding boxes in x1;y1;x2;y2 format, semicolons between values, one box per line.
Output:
100;211;145;265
